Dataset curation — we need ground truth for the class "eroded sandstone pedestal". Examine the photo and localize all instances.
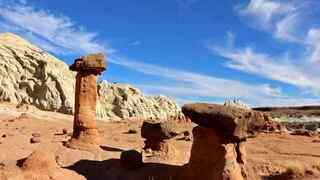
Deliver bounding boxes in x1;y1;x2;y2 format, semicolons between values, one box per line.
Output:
181;103;267;180
185;126;244;180
66;53;106;151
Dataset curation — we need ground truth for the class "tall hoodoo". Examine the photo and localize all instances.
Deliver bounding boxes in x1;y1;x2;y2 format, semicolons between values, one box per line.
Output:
66;53;106;151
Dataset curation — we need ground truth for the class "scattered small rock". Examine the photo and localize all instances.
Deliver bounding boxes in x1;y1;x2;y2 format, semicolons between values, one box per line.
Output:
2;134;6;138
120;150;143;170
312;139;320;143
30;137;41;144
62;129;68;135
32;133;41;138
182;131;192;141
144;148;152;154
127;129;138;134
0;162;5;169
183;131;190;137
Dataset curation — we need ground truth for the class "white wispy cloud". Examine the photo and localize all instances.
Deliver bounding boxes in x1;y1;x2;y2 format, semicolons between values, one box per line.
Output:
236;0;316;44
0;2;113;54
306;28;320;63
109;55;320;106
275;12;301;42
237;0;295;30
210;0;320;98
211;45;320;92
108;55;292;102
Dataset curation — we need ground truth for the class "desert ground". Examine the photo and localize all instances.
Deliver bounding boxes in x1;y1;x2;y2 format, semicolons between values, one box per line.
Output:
0;102;320;180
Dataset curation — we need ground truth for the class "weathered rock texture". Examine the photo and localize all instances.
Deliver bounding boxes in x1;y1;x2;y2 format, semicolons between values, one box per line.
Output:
181;103;268;180
0;32;75;114
96;81;184;121
183;126;244;180
0;32;184;120
182;103;267;141
66;53;105;151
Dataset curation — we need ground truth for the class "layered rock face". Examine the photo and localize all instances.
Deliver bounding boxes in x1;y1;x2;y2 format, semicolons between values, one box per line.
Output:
96;81;184;120
0;32;75;114
0;32;184;120
181;103;269;180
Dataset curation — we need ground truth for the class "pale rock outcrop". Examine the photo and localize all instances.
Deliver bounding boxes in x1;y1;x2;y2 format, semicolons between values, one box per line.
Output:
0;32;184;121
0;32;75;114
96;81;184;120
224;99;251;110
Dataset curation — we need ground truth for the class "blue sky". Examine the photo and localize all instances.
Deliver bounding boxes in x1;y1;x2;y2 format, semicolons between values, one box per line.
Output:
0;0;319;106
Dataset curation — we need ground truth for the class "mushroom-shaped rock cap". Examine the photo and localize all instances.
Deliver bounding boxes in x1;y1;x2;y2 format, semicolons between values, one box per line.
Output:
182;103;255;141
69;53;106;73
141;119;176;140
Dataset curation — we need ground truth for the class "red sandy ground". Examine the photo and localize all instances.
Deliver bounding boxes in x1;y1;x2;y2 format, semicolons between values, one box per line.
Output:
0;103;320;180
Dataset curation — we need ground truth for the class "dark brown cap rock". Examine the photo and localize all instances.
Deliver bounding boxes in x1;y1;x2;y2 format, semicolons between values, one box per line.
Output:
182;103;266;141
69;53;106;73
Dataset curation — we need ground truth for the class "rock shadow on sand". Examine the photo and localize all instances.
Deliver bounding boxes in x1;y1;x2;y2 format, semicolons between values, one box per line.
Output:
66;158;181;180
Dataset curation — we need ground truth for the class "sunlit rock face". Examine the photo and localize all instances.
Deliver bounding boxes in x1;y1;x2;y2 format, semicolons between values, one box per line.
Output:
96;81;184;121
0;32;75;114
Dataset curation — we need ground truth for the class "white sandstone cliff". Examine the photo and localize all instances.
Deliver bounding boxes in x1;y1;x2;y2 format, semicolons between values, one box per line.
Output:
0;32;184;121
